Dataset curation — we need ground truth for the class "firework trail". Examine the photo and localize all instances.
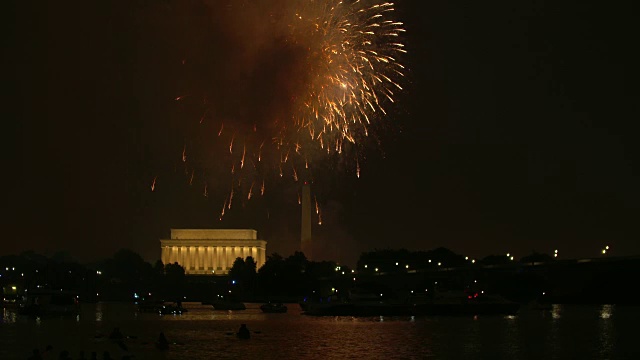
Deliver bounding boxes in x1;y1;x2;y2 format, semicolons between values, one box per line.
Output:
171;0;407;219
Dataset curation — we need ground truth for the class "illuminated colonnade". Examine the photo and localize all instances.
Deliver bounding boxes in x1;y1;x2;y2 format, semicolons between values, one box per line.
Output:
160;229;267;275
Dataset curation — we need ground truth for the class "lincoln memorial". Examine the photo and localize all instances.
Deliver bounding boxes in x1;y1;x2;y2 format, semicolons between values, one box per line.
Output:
160;229;267;275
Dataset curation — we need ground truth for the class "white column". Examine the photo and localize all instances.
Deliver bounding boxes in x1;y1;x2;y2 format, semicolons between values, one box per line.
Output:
193;246;198;272
203;247;208;271
181;246;187;269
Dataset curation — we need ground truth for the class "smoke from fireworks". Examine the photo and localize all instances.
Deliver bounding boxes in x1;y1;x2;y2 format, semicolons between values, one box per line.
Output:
167;0;407;220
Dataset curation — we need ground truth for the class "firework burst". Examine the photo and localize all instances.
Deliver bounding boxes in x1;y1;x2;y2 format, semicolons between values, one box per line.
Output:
169;0;407;219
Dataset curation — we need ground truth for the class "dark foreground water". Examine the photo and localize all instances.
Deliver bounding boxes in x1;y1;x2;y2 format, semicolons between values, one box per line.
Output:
2;302;639;360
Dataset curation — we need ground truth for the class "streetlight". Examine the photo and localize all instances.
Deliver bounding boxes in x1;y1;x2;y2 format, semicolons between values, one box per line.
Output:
554;249;558;258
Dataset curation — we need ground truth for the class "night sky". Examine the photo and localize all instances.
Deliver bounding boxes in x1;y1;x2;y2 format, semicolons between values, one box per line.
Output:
7;0;639;266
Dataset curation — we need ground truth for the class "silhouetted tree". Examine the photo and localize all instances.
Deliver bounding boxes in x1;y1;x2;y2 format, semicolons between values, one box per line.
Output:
164;262;186;301
229;257;246;281
257;253;285;296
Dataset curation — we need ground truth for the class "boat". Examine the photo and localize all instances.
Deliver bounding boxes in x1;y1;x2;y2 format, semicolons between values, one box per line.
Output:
260;302;288;313
212;299;246;310
137;299;164;313
302;290;519;317
302;300;356;316
411;291;520;316
158;302;187;315
303;300;413;317
18;289;80;316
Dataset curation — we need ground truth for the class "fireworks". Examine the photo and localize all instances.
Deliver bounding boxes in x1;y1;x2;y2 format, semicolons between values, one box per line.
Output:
169;0;407;219
286;0;406;153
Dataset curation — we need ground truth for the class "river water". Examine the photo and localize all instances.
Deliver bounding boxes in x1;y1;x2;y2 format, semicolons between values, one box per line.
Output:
1;302;639;359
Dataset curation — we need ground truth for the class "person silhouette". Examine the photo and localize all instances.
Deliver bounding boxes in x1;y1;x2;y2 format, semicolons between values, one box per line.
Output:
237;324;250;339
42;345;54;359
156;331;169;350
108;327;124;340
58;350;72;360
76;350;87;360
27;348;42;360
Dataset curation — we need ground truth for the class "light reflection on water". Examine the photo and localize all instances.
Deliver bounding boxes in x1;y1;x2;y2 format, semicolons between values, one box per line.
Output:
0;302;639;360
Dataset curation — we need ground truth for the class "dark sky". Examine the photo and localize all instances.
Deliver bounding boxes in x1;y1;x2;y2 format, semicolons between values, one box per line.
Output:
7;0;639;267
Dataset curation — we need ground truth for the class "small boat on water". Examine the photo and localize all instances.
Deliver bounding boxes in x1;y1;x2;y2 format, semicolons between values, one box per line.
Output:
411;291;520;316
158;302;187;315
302;291;520;317
137;299;164;313
212;300;246;310
260;302;288;313
18;289;80;316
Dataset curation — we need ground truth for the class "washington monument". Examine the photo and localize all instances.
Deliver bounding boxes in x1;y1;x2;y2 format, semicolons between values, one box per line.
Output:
301;181;312;260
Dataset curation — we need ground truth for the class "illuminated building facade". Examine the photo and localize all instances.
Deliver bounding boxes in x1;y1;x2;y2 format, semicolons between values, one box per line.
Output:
160;229;267;275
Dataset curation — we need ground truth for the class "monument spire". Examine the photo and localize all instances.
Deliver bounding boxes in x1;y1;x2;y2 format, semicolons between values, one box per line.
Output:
301;181;312;260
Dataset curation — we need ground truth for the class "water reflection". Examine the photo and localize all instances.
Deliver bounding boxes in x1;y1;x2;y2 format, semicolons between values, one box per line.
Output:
2;307;17;323
551;304;562;320
599;304;615;358
600;304;613;319
95;302;103;322
0;302;635;360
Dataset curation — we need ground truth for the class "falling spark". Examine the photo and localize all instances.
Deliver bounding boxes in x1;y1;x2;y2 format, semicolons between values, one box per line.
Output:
151;176;157;191
248;182;255;200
